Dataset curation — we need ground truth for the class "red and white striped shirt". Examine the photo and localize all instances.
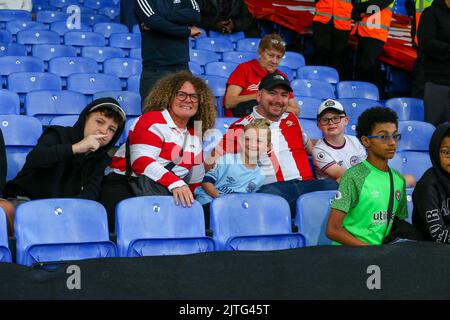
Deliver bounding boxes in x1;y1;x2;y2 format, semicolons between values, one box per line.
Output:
221;108;314;184
109;110;204;191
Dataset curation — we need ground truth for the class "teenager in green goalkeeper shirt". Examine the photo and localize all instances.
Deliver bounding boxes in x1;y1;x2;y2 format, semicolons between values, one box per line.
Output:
326;107;408;245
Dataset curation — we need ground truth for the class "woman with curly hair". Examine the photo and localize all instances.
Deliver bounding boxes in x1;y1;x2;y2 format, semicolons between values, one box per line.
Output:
100;71;217;231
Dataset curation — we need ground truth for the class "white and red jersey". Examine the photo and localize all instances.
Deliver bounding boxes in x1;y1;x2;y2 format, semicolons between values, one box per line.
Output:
224;59;294;117
109;110;204;191
221;108;314;184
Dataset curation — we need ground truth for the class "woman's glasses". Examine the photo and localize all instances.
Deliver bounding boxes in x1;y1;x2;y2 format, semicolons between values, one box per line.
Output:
175;91;199;103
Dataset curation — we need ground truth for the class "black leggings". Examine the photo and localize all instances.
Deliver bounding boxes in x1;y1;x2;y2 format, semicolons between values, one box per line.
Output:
99;172;135;233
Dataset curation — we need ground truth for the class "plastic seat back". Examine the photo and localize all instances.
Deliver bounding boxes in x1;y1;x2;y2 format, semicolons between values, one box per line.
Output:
299;119;323;140
67;73;122;96
204;61;238;78
279;51;306;71
116;196;214;257
385;97;425;121
93;22;129;39
15;199;116;266
337;98;381;121
196;37;234;54
50;20;90;36
0;208;12;263
296;96;322;120
93;90;141;117
190;48;220;67
7;71;62;96
0;89;20;114
235;38;261;51
336;81;379;100
400;151;432;181
297;66;339;84
291;79;335;99
0;115;43;151
222;50;257;64
398;121;435;151
6;150;28;181
49;115;79;126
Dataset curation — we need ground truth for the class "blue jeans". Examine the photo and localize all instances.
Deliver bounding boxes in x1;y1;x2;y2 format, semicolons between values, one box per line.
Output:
257;179;338;217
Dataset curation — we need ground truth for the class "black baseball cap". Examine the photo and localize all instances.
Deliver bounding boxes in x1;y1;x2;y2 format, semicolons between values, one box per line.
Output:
258;73;293;92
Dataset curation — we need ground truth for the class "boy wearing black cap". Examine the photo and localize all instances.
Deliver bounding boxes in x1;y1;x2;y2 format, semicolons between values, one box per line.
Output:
312;99;366;181
0;97;125;234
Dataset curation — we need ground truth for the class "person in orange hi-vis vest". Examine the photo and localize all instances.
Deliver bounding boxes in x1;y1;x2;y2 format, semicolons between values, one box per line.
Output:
351;0;395;95
312;0;353;77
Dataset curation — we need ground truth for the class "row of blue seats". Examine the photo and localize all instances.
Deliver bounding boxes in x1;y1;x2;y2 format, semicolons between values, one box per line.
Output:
0;190;418;266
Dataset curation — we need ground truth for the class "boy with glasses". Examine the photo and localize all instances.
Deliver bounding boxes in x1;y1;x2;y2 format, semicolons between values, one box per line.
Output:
312;99;367;181
326;107;409;245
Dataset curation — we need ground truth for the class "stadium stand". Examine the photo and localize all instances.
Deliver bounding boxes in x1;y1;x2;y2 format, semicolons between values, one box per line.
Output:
0;209;12;263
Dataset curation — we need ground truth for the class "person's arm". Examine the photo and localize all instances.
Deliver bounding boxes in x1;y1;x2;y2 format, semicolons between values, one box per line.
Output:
227;1;254;33
413;181;450;243
224;84;257;110
287;98;299;116
418;9;450;60
202;182;220;198
136;0;192;37
323;164;346;182
326;208;371;245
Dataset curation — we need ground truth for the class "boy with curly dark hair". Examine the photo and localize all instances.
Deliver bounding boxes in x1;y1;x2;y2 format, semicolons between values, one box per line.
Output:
326;107;409;245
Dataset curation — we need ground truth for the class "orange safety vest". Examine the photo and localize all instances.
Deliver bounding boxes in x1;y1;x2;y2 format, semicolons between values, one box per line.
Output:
414;0;433;46
352;0;395;43
313;0;353;31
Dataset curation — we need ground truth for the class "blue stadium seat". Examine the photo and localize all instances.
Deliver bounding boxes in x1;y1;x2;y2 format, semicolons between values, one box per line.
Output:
6;21;46;41
129;48;141;59
81;45;126;71
279;51;306;74
67;73;122;97
49;0;79;9
203;117;239;153
118;116;138;145
295;190;338;246
297;66;339;84
48;56;98;87
235;38;261;51
127;74;140;93
190;49;220;67
84;0;117;10
214;117;239;135
6;151;28;182
204;61;238;78
0;209;12;263
400;151;432;181
398;120;435;151
0;89;20;114
222;50;258;64
201;75;227;97
210;194;305;251
0;115;43;152
33;4;58;12
0;43;28;57
0;30;12;44
299;119;323;140
0;10;32;27
336;81;380;100
278;65;295;81
189;61;202;75
405;187;413;224
62;4;96;15
132;24;140;34
32;44;77;71
385;97;425;121
15;198;117;266
36;10;69;24
98;7;120;21
49;114;79;126
81;14;111;26
64;31;106;54
25;90;88;125
296;96;323;120
93;22;129;39
115;196;214;257
196;37;234;55
208;31;245;42
0;56;44;86
108;33;141;55
93;90;141;117
337;98;380;121
103;57;142;88
16;30;61;53
7;72;62;103
291;79;335;99
50;20;91;36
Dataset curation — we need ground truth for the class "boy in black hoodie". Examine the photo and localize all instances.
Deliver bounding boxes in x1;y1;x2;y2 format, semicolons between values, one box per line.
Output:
412;123;450;242
0;97;126;234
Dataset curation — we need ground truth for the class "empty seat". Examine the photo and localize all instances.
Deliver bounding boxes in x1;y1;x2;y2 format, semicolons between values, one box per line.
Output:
127;74;140;93
291;79;335;99
116;196;214;257
81;14;111;26
0;114;43;151
222;50;258;64
33;4;58;12
336;81;380;100
103;57;142;88
49;0;80;8
36;10;69;24
295;190;338;246
337;98;380;121
190;48;220;67
210;194;305;251
235;38;261;51
203;116;238;153
93;22;128;39
25;90;88;125
278;65;295;81
400;151;432;181
398;120;435;151
385;97;425;121
0;209;12;263
0;10;32;27
7;72;62;102
0;43;28;57
297;66;339;84
0;56;44;85
202;75;227;97
108;33;141;55
296;96;323;120
189;61;202;75
279;51;306;72
81;45;125;71
6;151;28;182
16;30;61;52
48;56;98;86
196;37;234;54
6;21;46;41
84;0;117;10
98;7;120;20
129;48;141;59
204;61;238;78
49;114;79;126
32;44;78;70
213;117;239;135
0;89;20;114
299;119;323;140
50;20;91;36
15;198;117;266
208;31;245;42
93;90;141;117
64;31;106;54
67;73;122;97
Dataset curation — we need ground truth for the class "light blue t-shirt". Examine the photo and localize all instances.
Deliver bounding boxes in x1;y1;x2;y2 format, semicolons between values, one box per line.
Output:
195;153;266;205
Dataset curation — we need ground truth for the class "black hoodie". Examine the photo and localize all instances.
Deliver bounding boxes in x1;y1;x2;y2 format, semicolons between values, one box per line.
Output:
417;0;450;87
4;98;124;201
412;123;450;242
